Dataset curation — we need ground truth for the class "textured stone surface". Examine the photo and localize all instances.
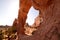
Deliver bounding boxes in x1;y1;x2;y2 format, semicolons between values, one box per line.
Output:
17;0;32;35
17;0;32;40
17;0;60;40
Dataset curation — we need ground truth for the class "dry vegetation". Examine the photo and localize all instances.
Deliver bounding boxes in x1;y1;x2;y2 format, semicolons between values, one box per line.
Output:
0;26;17;40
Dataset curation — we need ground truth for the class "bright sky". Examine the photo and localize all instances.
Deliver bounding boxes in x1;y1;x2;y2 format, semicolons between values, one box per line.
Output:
26;6;39;25
0;0;39;26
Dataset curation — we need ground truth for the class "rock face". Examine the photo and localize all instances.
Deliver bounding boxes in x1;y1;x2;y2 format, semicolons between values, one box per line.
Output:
17;0;60;40
17;0;32;40
17;0;32;35
24;23;37;36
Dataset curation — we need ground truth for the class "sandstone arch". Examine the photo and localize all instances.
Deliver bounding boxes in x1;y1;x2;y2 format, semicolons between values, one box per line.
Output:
17;0;60;40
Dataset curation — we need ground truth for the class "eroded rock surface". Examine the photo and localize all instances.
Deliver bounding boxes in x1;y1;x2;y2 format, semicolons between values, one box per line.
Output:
17;0;60;40
17;0;32;35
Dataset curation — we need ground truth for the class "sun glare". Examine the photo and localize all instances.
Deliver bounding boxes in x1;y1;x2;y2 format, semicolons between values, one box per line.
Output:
0;0;19;26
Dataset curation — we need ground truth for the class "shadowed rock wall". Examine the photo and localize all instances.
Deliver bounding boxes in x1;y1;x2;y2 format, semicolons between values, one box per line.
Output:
17;0;60;40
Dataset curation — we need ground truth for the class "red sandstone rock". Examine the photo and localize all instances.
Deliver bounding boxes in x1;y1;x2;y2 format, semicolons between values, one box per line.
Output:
17;0;60;40
17;0;32;39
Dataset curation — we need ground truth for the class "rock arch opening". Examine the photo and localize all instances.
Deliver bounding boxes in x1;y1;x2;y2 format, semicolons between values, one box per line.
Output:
26;6;39;26
24;6;43;36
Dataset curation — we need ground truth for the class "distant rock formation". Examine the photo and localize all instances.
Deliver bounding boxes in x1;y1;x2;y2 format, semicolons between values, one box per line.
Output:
13;18;18;27
31;15;43;27
17;0;60;40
